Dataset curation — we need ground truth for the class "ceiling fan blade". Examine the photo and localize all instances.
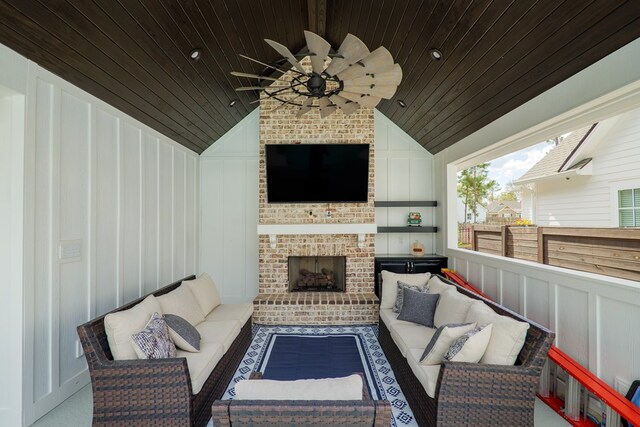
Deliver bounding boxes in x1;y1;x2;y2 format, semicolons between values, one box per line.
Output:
337;47;395;81
265;39;307;74
340;91;382;108
342;83;398;99
296;97;314;117
304;30;332;74
235;86;268;91
320;106;337;118
317;97;337;118
329;94;360;115
239;54;306;76
325;33;369;76
231;71;280;82
348;63;403;87
341;102;360;115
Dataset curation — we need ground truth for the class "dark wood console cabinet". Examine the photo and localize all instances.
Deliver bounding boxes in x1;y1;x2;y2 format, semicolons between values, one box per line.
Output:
374;255;448;298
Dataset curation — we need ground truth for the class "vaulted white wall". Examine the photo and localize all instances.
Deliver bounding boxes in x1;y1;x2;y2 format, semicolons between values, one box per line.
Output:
0;43;200;425
199;108;436;303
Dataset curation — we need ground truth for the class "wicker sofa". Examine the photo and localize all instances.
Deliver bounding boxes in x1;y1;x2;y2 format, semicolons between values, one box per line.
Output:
379;274;554;427
77;275;252;427
211;372;392;426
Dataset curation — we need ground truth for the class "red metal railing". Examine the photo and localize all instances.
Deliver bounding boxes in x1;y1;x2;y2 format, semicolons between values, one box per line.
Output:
441;268;640;427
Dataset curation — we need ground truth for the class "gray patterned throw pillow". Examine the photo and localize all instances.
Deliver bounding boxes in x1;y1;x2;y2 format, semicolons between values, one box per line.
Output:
131;312;177;359
397;287;440;327
164;314;201;352
393;281;429;313
443;323;493;363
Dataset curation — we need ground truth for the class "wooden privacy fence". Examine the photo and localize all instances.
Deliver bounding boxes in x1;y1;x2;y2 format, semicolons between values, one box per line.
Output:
472;225;640;282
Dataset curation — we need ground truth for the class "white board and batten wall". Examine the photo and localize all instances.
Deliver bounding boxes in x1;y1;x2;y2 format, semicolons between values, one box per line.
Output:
199;108;435;303
435;37;640;394
0;44;200;425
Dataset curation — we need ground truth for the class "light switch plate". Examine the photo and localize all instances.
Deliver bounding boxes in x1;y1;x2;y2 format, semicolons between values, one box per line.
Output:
59;240;82;262
614;376;631;394
75;339;84;359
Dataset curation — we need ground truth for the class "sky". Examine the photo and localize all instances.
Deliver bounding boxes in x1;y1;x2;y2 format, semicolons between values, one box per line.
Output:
486;141;555;193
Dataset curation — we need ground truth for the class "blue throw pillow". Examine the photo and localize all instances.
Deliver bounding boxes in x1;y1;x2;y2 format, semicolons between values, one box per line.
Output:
397;287;440;327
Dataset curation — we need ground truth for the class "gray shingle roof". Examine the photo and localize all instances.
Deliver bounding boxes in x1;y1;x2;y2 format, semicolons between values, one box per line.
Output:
486;200;521;213
515;124;595;182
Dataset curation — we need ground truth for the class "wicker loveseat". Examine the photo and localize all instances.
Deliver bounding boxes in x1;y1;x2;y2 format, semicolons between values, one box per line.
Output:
211;373;392;426
379;274;554;427
77;275;252;427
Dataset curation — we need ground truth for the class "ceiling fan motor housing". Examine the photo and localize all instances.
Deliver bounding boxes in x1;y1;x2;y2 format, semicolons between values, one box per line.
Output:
307;73;326;97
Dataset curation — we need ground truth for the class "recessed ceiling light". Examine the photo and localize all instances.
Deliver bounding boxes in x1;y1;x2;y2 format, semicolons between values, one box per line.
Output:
397;99;407;108
228;99;238;107
189;48;202;61
429;48;443;61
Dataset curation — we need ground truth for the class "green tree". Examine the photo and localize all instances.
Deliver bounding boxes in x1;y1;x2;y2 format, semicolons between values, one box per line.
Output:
499;182;520;201
458;163;499;223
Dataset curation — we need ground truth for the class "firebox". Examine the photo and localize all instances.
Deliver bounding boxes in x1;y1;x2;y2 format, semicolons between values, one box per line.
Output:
288;256;346;292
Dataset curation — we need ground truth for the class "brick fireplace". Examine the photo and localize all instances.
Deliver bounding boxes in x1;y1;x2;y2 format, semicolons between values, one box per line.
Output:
252;58;379;325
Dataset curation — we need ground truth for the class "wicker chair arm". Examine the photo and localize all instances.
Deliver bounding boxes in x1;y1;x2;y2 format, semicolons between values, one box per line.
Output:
435;361;541;426
90;357;193;425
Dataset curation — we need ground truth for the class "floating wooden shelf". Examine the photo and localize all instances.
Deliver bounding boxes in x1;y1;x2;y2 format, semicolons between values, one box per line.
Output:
377;226;438;233
374;201;437;207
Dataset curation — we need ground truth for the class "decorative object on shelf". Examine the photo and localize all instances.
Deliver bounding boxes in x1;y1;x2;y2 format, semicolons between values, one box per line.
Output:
407;211;422;226
411;240;425;257
230;31;402;117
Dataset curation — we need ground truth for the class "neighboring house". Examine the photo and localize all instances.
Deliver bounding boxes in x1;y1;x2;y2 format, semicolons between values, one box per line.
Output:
514;109;640;227
456;198;487;223
485;200;522;224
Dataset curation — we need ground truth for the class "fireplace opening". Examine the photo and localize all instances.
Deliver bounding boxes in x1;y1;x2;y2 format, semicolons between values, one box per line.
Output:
288;256;346;292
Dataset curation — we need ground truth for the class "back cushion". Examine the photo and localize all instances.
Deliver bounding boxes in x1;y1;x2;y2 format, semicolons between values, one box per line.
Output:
426;275;456;295
104;295;162;360
464;301;530;365
157;284;206;326
380;270;431;310
183;273;221;315
434;289;475;328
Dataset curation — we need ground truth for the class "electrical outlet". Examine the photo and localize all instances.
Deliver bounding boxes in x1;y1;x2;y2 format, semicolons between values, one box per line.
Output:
614;376;631;394
75;340;84;359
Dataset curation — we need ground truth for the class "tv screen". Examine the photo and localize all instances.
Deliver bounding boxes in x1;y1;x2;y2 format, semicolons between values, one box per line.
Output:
266;144;370;203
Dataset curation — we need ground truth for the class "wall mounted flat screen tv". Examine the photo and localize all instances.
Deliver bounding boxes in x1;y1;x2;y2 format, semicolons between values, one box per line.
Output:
266;144;370;203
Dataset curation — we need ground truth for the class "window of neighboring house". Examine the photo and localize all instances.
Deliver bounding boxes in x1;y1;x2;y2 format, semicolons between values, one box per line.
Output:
618;188;640;227
503;213;512;218
466;213;472;221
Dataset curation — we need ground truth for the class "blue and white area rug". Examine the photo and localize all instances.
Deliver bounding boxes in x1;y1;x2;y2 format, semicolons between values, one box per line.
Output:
210;324;417;427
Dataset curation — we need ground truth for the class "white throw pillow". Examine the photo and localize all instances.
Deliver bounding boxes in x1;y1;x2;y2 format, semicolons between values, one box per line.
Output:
426;275;456;295
433;289;476;328
464;301;530;365
444;323;493;363
157;284;206;326
380;270;431;310
183;273;221;316
420;322;477;365
104;295;163;360
235;374;363;400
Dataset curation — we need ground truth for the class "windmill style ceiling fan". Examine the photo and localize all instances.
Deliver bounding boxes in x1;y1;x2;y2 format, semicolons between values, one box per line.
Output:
231;31;403;118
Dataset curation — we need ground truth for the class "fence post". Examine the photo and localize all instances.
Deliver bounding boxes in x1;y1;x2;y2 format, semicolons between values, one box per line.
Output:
471;225;476;251
500;225;507;257
537;226;545;264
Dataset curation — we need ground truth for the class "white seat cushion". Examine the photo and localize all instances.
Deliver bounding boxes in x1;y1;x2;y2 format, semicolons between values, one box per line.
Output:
407;348;441;398
465;301;529;365
104;295;163;360
157;285;205;326
205;303;253;324
389;322;436;357
183;273;221;316
379;308;400;328
196;319;241;352
178;340;224;394
433;289;475;328
235;374;363;400
380;271;431;310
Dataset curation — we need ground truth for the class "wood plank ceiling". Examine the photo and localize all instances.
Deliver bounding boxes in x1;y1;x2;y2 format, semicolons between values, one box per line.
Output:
1;0;640;154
